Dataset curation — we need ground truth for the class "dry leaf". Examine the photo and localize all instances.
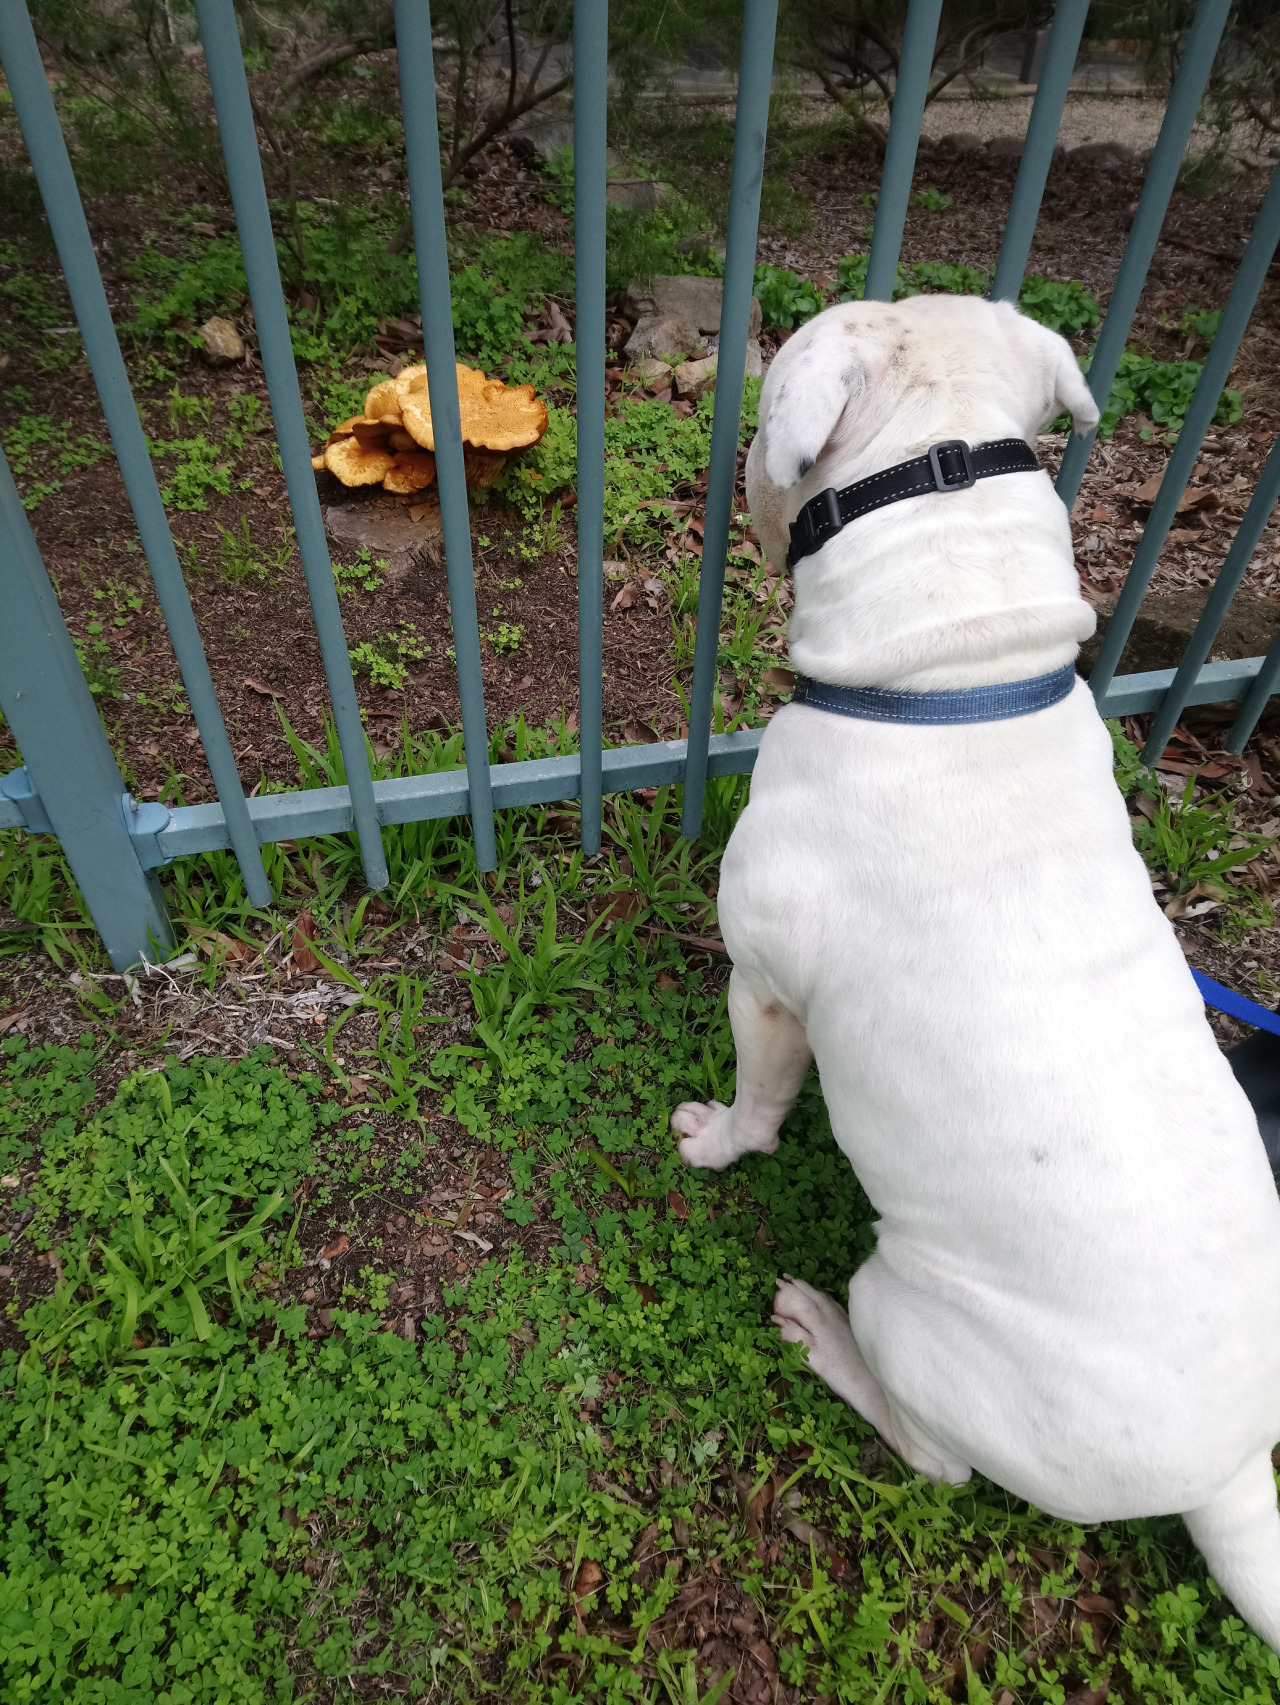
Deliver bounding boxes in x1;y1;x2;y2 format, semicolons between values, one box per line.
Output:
590;891;641;927
0;1008;27;1037
1090;504;1116;525
622;718;660;745
244;676;282;697
610;581;639;613
656;970;682;991
761;666;796;696
292;908;321;974
453;1228;494;1253
666;1189;689;1220
320;1233;350;1262
634;1282;659;1305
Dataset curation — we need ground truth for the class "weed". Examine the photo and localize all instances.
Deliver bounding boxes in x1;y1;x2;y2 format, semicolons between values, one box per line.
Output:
167;386;212;432
1109;721;1270;906
752;263;824;330
913;185;953;212
73;633;122;699
349;622;431;689
1134;776;1268;896
912;260;989;297
1094;346;1242;440
215;515;295;583
153;433;234;511
487;621;526;654
333;546;388;596
3;931;1274;1701
1018;275;1102;337
225;391;268;445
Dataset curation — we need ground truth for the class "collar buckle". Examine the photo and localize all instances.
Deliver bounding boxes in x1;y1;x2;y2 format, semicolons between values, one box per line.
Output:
927;439;977;492
788;487;842;567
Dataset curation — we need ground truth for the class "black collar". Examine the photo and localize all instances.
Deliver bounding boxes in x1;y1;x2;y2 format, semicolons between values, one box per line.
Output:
786;437;1041;568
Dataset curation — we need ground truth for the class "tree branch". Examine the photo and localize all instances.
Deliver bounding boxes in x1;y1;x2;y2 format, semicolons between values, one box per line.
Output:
386;66;570;255
276;30;385;96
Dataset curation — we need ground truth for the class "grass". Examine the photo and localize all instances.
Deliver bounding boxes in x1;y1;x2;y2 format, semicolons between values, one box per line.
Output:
3;764;1280;1699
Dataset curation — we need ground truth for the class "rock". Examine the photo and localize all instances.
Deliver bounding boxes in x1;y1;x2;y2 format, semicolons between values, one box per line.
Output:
197;315;245;365
509;117;573;163
324;496;443;579
700;334;766;378
629;356;674;383
624;311;704;363
1077;588;1280;680
672;354;719;398
622;274;762;340
1067;140;1139;172
985;135;1025;160
606;178;668;212
509;116;624;172
935;131;985;154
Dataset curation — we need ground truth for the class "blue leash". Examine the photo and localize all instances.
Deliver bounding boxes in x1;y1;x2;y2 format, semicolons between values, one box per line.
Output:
1193;970;1280;1039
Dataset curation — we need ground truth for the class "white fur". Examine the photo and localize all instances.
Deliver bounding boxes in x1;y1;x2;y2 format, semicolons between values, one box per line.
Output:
673;295;1280;1648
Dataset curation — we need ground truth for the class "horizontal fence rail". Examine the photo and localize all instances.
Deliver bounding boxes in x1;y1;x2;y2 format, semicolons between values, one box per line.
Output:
2;0;1280;970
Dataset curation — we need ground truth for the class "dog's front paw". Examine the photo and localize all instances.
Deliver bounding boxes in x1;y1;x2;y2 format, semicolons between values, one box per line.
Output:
671;1099;738;1170
772;1276;859;1378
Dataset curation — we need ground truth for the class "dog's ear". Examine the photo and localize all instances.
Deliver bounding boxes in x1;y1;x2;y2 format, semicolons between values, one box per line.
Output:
761;318;885;489
1049;338;1101;437
1014;309;1100;437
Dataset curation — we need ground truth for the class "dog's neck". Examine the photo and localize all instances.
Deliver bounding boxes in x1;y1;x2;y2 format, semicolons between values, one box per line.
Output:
784;418;1095;692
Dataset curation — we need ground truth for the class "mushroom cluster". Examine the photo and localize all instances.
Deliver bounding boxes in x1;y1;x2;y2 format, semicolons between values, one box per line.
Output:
313;362;548;494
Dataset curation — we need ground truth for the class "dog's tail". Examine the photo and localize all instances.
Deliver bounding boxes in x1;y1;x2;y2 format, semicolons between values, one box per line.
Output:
1183;1451;1280;1651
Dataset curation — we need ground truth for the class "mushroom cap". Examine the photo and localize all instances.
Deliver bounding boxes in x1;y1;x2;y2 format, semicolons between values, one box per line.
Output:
311;453;327;470
324;437;395;486
400;362;548;453
387;428;417;453
350;416;394;449
364;380;404;424
381;451;437;494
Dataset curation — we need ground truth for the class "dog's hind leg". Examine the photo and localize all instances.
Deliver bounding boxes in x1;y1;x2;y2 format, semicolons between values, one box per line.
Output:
1183;1451;1280;1652
672;970;811;1171
773;1276;972;1485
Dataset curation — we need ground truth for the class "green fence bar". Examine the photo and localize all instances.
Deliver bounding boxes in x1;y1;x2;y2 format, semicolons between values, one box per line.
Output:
680;0;779;839
864;0;943;303
1143;430;1280;759
991;0;1089;303
394;0;497;872
1223;436;1280;751
194;0;388;890
1056;0;1232;508
0;448;174;970
0;0;272;909
1089;155;1280;703
574;0;608;857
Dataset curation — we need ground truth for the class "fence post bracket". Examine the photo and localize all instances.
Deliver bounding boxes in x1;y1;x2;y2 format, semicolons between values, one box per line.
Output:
123;796;175;871
1;768;54;836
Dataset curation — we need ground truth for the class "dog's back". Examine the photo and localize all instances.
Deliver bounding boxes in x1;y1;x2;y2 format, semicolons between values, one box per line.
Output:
722;683;1280;1516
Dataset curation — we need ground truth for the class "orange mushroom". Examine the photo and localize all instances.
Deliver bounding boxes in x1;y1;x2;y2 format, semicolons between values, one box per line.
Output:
315;362;545;493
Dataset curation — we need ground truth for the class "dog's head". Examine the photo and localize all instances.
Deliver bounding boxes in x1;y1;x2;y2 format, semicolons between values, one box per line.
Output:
746;295;1099;685
748;296;1098;561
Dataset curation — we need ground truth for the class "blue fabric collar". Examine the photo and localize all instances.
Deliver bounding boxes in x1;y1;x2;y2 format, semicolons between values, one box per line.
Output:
791;662;1078;725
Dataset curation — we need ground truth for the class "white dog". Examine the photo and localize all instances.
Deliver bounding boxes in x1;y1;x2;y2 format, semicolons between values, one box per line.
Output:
671;294;1280;1648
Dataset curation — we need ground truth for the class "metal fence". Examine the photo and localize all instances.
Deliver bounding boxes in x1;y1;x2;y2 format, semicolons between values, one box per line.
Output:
1;0;1279;973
